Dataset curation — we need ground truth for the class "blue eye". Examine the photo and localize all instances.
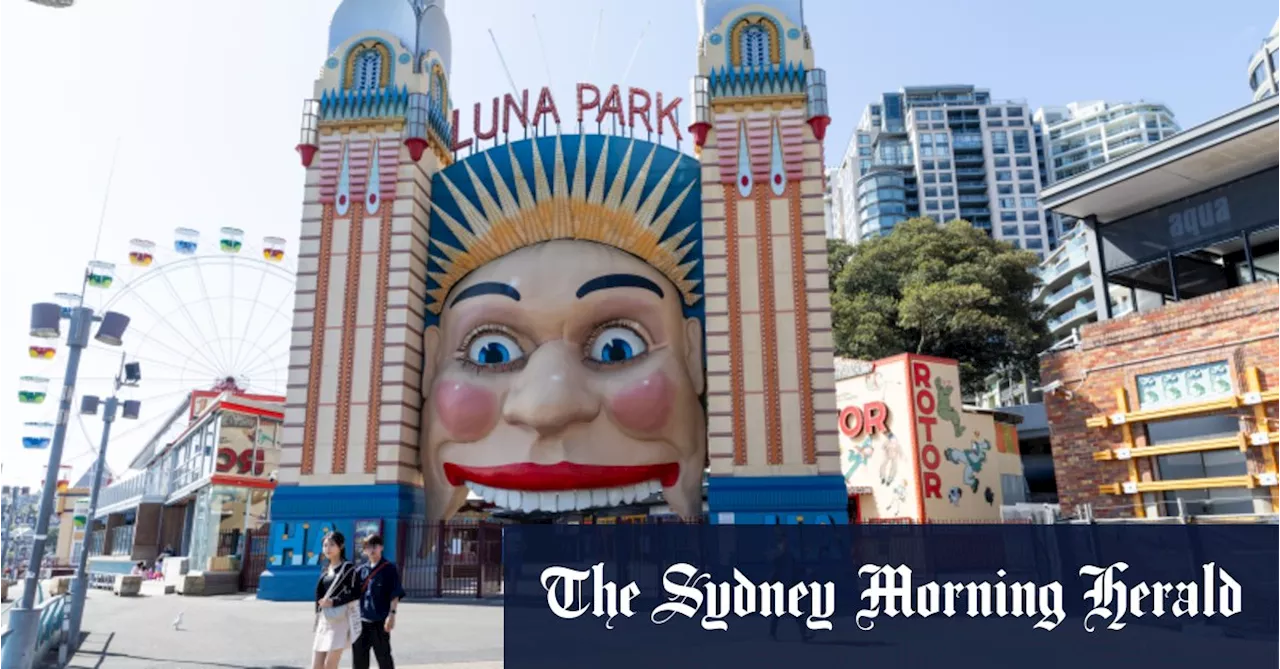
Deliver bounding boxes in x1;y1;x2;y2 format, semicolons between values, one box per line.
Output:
588;326;647;364
466;333;523;366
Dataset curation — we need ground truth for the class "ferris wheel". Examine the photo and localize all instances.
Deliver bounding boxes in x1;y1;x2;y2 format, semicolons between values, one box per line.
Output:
17;227;297;469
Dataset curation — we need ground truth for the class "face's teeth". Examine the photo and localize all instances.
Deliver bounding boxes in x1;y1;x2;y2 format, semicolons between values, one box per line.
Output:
557;491;575;512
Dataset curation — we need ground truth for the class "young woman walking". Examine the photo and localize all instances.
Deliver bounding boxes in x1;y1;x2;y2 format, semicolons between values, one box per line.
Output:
312;531;361;669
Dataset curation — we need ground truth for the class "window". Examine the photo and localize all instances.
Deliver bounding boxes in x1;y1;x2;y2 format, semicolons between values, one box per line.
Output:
997;184;1013;195
1023;224;1041;236
741;25;770;69
1022;210;1039;221
994;157;1010;168
1019;196;1037;209
940;186;954;196
1016;156;1033;167
1026;238;1043;249
1017;169;1036;181
1001;225;1020;236
991;131;1008;154
1013;130;1030;154
354;49;383;90
996;170;1012;182
1018;183;1036;194
1000;211;1017;222
1148;414;1254;516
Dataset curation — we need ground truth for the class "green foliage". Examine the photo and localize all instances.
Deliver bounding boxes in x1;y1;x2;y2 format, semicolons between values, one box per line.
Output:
829;218;1048;395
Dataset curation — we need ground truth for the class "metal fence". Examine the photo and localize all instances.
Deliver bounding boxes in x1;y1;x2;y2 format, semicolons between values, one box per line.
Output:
399;520;505;599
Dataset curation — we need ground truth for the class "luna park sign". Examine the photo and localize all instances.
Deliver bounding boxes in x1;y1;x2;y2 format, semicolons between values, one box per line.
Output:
450;83;683;151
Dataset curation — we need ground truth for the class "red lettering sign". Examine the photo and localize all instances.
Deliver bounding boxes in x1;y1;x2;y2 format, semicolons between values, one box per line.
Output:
449;83;683;152
838;402;889;439
215;448;265;476
912;362;943;500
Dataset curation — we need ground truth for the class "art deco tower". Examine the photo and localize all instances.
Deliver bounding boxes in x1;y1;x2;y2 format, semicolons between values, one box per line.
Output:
692;0;848;523
261;0;452;599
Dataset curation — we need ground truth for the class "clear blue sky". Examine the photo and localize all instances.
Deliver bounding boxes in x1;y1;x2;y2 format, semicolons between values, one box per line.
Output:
1;0;1274;486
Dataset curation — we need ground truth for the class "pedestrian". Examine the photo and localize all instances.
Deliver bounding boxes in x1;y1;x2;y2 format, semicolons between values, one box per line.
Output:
353;534;406;669
312;531;361;669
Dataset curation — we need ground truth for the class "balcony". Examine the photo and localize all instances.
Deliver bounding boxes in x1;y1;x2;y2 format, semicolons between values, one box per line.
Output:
1041;274;1092;311
1048;298;1097;332
95;470;169;517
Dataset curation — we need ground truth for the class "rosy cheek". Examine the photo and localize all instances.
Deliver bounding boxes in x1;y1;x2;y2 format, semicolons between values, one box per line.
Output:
608;372;674;434
431;381;499;442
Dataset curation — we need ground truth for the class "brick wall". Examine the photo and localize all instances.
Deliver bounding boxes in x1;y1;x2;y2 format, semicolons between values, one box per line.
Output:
1041;282;1279;518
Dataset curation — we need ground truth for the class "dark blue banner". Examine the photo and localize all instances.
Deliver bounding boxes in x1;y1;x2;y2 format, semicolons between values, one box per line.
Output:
504;525;1277;669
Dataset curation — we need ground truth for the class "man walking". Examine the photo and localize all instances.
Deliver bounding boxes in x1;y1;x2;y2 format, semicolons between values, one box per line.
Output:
354;534;406;669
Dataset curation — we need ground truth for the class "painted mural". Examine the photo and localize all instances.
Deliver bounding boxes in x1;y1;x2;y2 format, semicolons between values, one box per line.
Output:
837;355;1026;522
836;362;917;520
419;134;707;522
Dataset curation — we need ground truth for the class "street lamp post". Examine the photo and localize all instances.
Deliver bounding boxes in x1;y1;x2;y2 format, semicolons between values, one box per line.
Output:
65;355;141;653
2;300;129;669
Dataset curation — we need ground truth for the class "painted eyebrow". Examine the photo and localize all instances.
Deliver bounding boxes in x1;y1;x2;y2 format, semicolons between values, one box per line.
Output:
575;273;665;300
450;282;522;307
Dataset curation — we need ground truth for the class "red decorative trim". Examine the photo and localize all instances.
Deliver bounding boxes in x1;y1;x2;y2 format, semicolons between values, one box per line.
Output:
297;143;319;167
688;122;711;148
365;206;394;474
806;115;831;141
301;204;335;476
756;188;782;466
210;475;277;490
404;137;428;162
333;191;368;475
724;185;747;467
788;180;816;466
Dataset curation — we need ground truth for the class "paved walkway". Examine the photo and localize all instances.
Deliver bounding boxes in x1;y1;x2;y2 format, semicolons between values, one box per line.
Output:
52;587;502;669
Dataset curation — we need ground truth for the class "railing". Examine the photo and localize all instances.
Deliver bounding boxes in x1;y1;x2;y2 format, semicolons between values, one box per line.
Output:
110;524;136;556
96;471;168;513
1048;298;1097;331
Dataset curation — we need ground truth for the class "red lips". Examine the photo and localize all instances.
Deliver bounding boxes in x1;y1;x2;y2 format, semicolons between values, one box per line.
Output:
442;462;679;491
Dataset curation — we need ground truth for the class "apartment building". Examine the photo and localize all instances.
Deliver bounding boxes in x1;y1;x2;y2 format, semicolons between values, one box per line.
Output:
831;85;1050;255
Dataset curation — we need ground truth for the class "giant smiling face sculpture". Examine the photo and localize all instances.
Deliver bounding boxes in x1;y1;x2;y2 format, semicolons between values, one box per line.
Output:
418;135;706;522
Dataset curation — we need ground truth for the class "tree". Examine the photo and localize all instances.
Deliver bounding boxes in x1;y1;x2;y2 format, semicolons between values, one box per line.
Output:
829;217;1048;395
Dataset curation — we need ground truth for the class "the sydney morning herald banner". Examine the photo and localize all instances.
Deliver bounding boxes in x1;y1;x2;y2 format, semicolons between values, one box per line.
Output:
504;525;1277;669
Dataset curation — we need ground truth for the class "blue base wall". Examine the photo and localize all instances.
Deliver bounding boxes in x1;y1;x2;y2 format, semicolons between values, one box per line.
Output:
706;475;850;524
257;483;423;601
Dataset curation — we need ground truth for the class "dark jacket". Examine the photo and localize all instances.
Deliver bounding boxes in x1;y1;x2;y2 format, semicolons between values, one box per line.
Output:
315;561;361;614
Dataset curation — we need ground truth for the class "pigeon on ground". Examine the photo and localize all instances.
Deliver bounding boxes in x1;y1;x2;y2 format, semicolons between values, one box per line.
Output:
172;611;184;631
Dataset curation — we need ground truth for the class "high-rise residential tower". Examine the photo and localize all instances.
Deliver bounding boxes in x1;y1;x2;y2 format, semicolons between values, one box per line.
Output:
831;85;1051;256
1034;101;1179;246
1249;18;1279;101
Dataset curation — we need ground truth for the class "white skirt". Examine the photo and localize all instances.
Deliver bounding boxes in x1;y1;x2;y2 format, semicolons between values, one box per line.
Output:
312;610;354;652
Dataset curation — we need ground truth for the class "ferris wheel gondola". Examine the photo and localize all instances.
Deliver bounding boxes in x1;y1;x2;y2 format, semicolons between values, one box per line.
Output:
14;227;297;469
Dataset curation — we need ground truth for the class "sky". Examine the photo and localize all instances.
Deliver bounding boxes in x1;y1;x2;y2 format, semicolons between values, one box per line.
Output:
1;0;1275;488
